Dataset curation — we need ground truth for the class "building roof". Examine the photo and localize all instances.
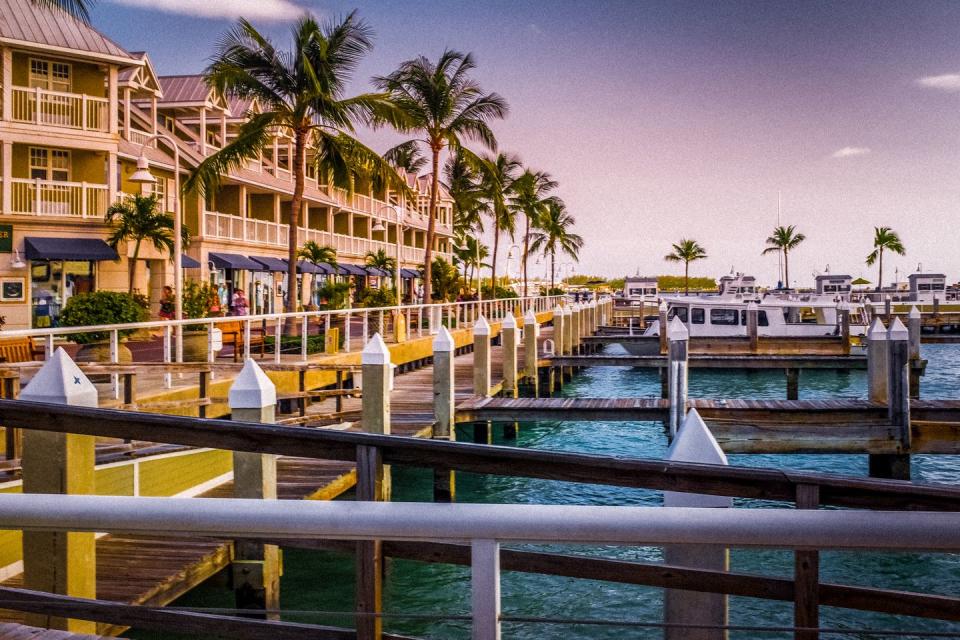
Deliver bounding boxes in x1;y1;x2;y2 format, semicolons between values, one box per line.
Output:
0;0;134;62
815;274;852;281
625;276;657;282
908;272;946;279
158;75;227;110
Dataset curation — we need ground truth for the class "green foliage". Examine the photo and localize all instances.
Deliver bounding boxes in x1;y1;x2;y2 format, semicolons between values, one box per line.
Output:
316;280;351;310
357;287;397;308
539;286;565;296
264;332;343;354
607;278;625;291
564;274;607;285
430;257;461;302
481;284;517;299
181;280;222;321
364;249;396;278
59;291;148;344
299;241;338;268
658;275;717;291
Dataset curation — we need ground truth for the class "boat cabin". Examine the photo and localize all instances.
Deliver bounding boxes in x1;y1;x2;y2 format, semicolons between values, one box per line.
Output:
908;273;946;300
815;274;852;297
717;274;758;297
622;276;658;299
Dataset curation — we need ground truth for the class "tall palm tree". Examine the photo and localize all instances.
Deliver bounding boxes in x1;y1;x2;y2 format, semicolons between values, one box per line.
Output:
185;13;406;326
664;239;707;295
512;169;558;297
444;151;485;237
453;234;488;292
376;50;507;302
365;248;396;279
529;200;583;291
32;0;90;21
761;224;806;290
476;152;521;296
105;194;183;293
866;227;906;291
383;140;426;175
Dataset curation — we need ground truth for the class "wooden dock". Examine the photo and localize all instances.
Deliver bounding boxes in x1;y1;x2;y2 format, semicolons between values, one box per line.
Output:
0;622;122;639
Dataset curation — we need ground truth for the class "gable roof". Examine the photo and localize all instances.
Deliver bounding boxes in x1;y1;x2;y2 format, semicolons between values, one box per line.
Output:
119;51;162;96
0;0;134;63
158;75;228;110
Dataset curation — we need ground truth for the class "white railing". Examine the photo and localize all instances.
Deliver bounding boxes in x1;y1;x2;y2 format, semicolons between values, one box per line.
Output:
10;178;108;217
11;86;108;132
401;245;426;263
0;494;956;640
203;211;287;246
333;233;386;257
123;127;153;146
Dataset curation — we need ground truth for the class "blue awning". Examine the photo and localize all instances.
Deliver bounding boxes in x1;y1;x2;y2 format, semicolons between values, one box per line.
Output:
182;255;201;269
400;268;421;279
297;260;327;274
208;253;262;271
339;264;369;276
25;237;118;261
249;256;288;272
365;266;390;277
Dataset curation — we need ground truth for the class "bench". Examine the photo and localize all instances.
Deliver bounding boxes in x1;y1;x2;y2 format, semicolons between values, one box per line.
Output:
217;320;266;362
0;337;43;364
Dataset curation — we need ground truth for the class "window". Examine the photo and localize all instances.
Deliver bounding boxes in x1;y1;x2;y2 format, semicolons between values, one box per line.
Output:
738;310;770;326
29;58;71;92
934;283;946;290
151;177;168;212
691;308;705;324
668;307;688;323
711;308;738;325
918;283;932;291
29;147;70;181
824;285;837;292
645;288;657;295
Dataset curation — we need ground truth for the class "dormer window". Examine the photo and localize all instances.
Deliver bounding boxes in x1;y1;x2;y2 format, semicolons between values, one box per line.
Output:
30;58;71;92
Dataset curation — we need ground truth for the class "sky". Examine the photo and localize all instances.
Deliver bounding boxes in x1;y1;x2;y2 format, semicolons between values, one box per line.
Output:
91;0;960;286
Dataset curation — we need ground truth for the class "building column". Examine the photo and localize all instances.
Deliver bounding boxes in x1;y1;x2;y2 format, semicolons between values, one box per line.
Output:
326;207;334;234
107;66;118;134
1;47;12;122
150;96;158;137
220;112;227;148
348;211;355;237
1;141;11;215
272;193;281;225
239;185;248;219
199;108;207;155
107;152;118;202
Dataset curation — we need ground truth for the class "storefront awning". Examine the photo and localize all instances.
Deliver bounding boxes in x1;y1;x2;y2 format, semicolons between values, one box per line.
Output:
182;255;201;269
208;253;262;271
365;266;390;277
400;268;421;279
296;260;326;274
249;256;288;272
25;237;118;261
339;264;369;276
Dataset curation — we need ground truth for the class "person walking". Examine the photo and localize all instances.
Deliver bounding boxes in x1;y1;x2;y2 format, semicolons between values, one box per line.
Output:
159;285;175;320
232;288;249;316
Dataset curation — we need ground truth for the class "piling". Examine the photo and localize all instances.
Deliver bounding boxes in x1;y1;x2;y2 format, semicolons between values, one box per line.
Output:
571;304;582;354
884;296;892;323
553;305;566;357
473;316;492;443
667;316;690;439
866;318;888;403
432;327;456;501
933;294;941;318
228;359;280;616
785;368;799;401
663;409;730;640
523;310;539;397
20;348;97;633
746;302;759;353
659;301;669;355
908;306;921;399
840;304;851;355
875;318;911;480
501;313;520;439
562;305;573;358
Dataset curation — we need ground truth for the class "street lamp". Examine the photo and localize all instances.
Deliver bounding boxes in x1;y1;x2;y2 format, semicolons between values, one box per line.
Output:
129;134;183;362
505;244;521;293
374;205;402;305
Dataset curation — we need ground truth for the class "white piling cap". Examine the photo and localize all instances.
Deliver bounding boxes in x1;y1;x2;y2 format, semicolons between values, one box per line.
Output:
553;305;564;317
562;305;572;316
908;306;921;319
474;315;490;335
667;315;689;341
888;317;909;341
20;347;98;407
502;313;517;329
228;358;276;409
362;333;392;365
433;325;455;352
659;301;668;312
746;301;757;310
524;309;538;325
867;317;887;340
664;409;731;508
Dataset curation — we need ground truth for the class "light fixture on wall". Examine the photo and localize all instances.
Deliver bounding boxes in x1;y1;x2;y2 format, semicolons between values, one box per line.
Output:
10;249;26;269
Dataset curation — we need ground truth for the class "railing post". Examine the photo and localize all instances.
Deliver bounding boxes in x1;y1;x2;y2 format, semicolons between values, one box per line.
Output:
243;319;252;360
301;315;309;361
553;305;566;358
109;328;120;399
570;303;581;355
794;484;821;640
746;301;759;353
362;311;369;346
20;348;97;633
228;360;280;617
667;316;689;439
561;305;573;357
471;539;501;640
344;311;352;352
663;409;730;640
907;306;921;399
432;326;456;502
357;333;391;640
523;310;540;397
163;325;172;388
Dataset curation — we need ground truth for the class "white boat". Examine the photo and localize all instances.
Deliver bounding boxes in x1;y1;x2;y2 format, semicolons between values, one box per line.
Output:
620;276;659;306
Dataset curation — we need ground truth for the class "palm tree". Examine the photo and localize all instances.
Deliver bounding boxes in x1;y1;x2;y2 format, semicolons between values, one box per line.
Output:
298;240;338;270
529;200;583;291
512;169;558;297
476;152;521;296
376;50;508;302
185;13;406;327
32;0;90;21
444;151;485;237
664;239;707;295
453;234;488;293
383;140;427;175
761;224;806;290
866;227;906;291
365;248;396;279
105;194;183;293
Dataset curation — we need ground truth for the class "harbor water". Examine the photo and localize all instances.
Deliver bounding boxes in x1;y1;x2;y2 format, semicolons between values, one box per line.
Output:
132;344;960;639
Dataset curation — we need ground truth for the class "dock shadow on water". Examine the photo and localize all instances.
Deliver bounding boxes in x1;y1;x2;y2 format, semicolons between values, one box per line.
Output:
129;344;960;639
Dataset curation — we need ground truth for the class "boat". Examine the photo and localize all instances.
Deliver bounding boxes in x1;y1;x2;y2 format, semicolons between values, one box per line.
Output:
619;275;659;306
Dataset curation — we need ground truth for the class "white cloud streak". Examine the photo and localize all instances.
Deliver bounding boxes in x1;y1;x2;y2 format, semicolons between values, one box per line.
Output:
917;73;960;92
106;0;304;22
831;146;871;159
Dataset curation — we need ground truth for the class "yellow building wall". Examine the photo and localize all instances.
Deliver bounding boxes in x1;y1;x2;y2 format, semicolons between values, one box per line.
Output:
11;144;106;183
11;52;108;97
248;193;273;222
215;185;240;215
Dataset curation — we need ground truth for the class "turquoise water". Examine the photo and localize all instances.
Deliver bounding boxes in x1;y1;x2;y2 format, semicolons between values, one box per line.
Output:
132;344;960;639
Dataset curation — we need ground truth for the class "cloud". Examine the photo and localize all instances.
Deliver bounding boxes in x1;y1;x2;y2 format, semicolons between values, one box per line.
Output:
831;146;870;159
105;0;304;22
917;73;960;91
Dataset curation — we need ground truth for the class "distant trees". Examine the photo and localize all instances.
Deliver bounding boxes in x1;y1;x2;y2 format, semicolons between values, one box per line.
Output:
866;227;905;291
664;239;708;295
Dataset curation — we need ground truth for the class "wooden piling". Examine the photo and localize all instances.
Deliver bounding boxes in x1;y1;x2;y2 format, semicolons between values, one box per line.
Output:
562;306;573;357
228;360;281;617
501;313;519;439
746;302;759;353
432;327;456;502
20;349;97;633
553;305;566;357
523;310;539;397
882;319;911;480
840;305;851;356
866;318;887;403
907;307;921;399
667;316;689;439
571;304;581;355
883;296;892;323
659;301;669;355
786;368;799;401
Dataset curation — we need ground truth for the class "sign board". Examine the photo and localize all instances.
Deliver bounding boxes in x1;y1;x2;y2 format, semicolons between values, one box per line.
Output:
0;225;12;253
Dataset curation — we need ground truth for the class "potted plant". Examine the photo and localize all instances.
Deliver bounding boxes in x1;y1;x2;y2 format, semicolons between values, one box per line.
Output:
59;291;148;363
180;280;223;361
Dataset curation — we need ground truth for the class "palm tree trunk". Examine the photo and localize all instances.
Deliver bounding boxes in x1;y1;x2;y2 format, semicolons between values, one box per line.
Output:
491;228;500;299
684;262;689;295
522;214;530;297
424;145;441;303
286;129;307;331
878;248;884;293
129;239;142;294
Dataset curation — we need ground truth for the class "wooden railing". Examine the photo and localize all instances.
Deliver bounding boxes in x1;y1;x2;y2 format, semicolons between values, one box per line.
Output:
9;177;109;217
11;86;108;132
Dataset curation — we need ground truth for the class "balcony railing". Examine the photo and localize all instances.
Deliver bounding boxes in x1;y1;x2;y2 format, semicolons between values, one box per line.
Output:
203;210;288;246
123;127;154;146
9;178;108;217
11;86;109;132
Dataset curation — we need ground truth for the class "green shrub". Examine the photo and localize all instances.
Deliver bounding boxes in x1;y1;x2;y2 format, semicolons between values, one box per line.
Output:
59;291;148;344
357;287;397;309
429;257;461;302
481;284;518;299
539;286;565;296
316;280;351;310
263;332;343;354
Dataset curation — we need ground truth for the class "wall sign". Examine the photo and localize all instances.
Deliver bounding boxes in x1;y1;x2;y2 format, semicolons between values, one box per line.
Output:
0;226;12;253
0;278;25;302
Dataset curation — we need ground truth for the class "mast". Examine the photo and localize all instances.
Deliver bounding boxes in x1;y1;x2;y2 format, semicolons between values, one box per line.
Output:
777;190;784;288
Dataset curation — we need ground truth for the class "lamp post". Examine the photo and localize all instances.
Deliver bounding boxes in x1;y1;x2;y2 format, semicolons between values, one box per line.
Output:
129;134;183;362
505;244;521;296
373;204;402;305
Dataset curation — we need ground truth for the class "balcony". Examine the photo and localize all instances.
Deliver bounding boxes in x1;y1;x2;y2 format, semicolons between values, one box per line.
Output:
203;210;288;246
11;86;109;133
122;127;154;146
9;178;109;217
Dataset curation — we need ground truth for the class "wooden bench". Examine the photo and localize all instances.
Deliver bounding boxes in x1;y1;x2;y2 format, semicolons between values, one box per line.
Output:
217;320;266;362
0;337;43;364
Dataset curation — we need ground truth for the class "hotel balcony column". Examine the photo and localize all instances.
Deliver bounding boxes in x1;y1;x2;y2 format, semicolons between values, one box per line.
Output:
272;138;280;176
220;112;227;149
199;108;207;155
122;87;132;140
1;141;11;215
239;185;248;242
1;47;12;121
150;96;158;137
273;193;281;225
348;211;354;237
107;153;118;208
108;67;119;134
326;207;334;235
